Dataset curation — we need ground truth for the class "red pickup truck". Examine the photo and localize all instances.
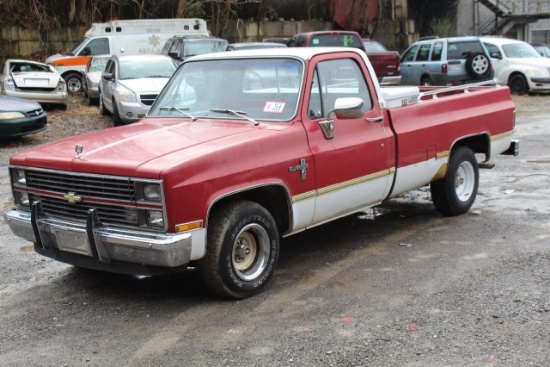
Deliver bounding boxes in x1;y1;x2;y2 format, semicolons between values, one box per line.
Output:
287;30;401;85
5;48;518;299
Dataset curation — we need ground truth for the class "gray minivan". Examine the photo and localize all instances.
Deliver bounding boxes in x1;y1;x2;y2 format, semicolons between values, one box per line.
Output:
400;36;493;86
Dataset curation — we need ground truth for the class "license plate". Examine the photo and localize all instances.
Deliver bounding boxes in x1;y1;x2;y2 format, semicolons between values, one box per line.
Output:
24;78;49;87
56;230;93;256
448;63;461;72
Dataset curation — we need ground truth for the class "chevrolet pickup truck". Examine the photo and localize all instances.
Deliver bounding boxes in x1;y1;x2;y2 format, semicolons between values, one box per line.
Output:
5;48;518;299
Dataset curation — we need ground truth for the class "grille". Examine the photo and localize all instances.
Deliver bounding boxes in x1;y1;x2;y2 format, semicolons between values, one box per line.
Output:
26;170;136;202
30;194;138;226
140;94;158;106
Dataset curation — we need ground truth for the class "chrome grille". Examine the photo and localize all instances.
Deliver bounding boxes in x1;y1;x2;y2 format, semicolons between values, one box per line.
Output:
29;194;138;226
26;170;136;201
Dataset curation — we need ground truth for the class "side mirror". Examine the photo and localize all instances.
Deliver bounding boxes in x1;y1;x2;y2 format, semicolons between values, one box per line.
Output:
168;50;181;60
330;97;364;119
103;73;113;81
490;52;502;60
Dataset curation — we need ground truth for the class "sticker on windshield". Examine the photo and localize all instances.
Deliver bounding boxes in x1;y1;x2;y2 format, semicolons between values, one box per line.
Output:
263;101;286;114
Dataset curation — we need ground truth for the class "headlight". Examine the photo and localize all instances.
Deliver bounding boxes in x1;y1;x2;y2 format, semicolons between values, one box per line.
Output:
116;85;137;102
12;169;26;185
145;210;164;227
0;112;25;120
15;191;30;206
525;68;543;77
143;183;162;202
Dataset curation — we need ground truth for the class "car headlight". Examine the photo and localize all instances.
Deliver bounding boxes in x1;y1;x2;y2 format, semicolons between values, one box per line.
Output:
145;210;164;228
116;85;137;103
0;112;25;120
12;169;27;185
525;68;543;77
142;183;162;202
14;191;30;206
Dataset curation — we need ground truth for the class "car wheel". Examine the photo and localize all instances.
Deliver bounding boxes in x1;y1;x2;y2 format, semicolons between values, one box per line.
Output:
466;52;490;78
112;99;123;126
198;200;279;299
508;74;529;95
430;146;479;216
421;77;433;86
99;91;109;116
86;92;94;106
64;73;83;93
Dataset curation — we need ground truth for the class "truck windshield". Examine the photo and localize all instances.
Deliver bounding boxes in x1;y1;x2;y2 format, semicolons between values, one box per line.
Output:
183;40;228;58
149;58;304;122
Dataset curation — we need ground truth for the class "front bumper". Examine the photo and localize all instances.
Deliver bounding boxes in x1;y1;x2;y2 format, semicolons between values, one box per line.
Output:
5;205;193;274
118;101;149;124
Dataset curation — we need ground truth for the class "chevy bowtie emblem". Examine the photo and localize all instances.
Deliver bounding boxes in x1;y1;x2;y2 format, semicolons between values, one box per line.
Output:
63;192;82;204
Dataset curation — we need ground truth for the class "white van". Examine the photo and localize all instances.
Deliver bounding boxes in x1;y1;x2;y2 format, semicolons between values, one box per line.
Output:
48;18;209;93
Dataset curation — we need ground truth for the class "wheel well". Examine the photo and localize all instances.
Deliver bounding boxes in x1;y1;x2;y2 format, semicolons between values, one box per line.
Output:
62;71;83;79
208;185;291;236
452;134;490;160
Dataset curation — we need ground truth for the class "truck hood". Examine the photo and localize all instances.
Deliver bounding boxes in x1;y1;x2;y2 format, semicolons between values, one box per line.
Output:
10;118;284;178
119;78;170;93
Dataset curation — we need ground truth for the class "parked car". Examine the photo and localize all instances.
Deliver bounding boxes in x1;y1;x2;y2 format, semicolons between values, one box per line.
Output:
99;54;177;126
84;54;111;105
481;36;550;95
0;95;47;140
161;36;228;63
530;43;550;57
287;30;401;85
226;42;287;51
400;36;493;86
0;59;68;109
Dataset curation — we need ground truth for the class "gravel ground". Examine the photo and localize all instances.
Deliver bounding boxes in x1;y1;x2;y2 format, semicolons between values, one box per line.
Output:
0;93;549;367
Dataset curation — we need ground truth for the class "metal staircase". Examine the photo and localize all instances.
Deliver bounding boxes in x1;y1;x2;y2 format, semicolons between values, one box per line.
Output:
476;0;550;35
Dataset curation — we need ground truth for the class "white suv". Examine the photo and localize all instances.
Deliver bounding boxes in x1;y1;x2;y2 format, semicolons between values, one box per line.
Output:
481;36;550;95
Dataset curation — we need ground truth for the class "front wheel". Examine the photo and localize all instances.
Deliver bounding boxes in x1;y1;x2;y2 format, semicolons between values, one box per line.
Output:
430;146;479;216
64;72;83;93
508;74;529;95
199;201;279;299
112;100;123;126
99;91;109;116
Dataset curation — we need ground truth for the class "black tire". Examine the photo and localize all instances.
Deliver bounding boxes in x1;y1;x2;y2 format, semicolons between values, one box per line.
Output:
64;72;83;93
86;92;95;106
112;100;123;126
430;146;479;216
508;74;529;95
98;91;109;116
466;52;490;78
199;200;280;299
421;76;433;86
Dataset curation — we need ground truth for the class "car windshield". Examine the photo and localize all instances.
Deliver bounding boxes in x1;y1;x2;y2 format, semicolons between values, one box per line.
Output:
502;43;541;58
183;40;228;57
149;58;303;122
119;59;176;80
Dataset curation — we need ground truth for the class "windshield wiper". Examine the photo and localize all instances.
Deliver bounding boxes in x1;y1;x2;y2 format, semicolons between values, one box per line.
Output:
210;108;259;126
159;106;196;121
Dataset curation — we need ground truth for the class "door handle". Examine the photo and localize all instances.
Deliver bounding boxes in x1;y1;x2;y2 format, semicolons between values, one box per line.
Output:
366;116;384;123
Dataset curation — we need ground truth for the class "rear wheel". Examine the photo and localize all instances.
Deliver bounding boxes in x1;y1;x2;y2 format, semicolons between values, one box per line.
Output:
430;146;479;216
98;90;108;116
64;72;83;93
199;200;279;299
112;100;123;126
508;74;529;95
421;76;433;86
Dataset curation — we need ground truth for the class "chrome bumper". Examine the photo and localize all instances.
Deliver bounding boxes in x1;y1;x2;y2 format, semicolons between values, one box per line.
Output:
5;205;192;272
